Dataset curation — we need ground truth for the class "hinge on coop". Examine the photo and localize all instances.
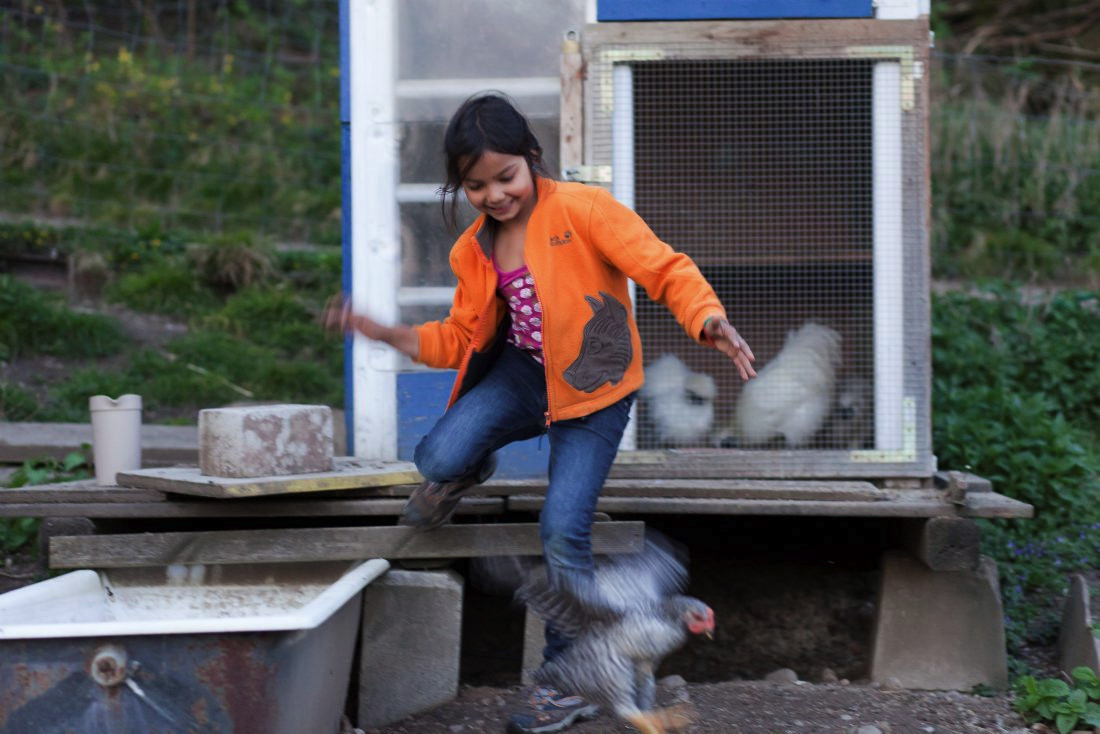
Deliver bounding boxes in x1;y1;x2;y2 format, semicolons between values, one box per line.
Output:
562;165;612;184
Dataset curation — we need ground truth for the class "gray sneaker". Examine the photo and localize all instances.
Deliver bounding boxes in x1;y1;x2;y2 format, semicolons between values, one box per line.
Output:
399;455;497;530
505;687;600;733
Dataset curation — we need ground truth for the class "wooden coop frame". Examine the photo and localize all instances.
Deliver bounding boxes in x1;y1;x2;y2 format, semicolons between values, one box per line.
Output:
561;17;936;480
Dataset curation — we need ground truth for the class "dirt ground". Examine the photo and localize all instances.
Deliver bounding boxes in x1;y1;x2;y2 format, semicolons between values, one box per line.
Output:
363;680;1031;734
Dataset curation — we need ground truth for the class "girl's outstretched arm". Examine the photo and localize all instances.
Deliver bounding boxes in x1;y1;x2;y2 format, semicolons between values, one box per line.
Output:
702;316;757;382
324;294;420;359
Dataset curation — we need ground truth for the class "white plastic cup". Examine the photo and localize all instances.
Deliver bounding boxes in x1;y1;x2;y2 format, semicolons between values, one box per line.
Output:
89;394;143;486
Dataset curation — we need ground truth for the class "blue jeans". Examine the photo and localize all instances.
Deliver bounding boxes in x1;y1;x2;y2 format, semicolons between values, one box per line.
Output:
414;344;635;663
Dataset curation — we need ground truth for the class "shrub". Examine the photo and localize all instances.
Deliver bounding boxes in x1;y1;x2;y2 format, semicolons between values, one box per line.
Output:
0;275;129;360
106;261;218;316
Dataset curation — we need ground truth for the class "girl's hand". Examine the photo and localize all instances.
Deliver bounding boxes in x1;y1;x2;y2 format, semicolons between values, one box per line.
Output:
704;317;757;381
323;294;386;341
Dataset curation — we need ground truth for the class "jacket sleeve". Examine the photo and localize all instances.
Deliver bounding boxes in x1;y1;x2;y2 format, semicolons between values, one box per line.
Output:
413;248;481;369
586;187;726;343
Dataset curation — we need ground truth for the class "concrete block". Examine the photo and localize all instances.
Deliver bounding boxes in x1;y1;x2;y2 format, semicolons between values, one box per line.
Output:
870;550;1008;690
358;569;464;728
198;404;333;478
521;607;546;685
1058;574;1100;675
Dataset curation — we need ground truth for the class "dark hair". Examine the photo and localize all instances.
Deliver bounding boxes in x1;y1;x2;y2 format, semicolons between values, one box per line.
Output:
439;92;548;232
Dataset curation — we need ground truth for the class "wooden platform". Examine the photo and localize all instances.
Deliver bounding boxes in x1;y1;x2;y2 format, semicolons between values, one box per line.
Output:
0;471;1033;521
0;458;1033;571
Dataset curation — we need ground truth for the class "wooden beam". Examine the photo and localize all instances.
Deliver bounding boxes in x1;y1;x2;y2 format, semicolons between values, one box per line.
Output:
0;497;504;519
0;422;197;465
902;517;982;572
559;30;584;173
507;490;1033;519
0;480;165;504
48;521;646;569
480;477;885;500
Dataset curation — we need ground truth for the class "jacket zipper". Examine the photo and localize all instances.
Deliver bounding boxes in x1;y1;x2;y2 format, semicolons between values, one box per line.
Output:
527;260;553;431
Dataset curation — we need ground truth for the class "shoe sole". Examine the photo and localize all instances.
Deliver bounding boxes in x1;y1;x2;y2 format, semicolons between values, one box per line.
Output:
505;704;600;734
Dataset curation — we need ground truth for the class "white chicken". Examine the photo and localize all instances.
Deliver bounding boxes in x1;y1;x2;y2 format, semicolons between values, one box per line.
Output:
639;354;717;447
726;322;842;448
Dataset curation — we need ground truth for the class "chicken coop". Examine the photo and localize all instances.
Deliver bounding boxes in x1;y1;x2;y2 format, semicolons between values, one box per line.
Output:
343;0;937;480
563;6;936;480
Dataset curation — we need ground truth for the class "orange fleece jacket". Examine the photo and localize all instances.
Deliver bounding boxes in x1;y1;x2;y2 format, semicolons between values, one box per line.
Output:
414;178;726;423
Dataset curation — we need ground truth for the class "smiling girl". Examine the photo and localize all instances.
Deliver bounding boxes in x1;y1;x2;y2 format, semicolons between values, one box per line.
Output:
327;92;755;733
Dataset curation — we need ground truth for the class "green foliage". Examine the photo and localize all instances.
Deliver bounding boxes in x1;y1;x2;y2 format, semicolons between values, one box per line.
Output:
0;275;129;360
0;518;39;556
105;261;218;316
1014;667;1100;734
931;66;1100;283
932;284;1100;670
0;4;341;244
0;381;39;421
7;451;90;488
1;450;91;554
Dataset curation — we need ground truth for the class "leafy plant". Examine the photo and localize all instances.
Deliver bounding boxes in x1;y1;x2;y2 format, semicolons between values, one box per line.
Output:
1014;666;1100;734
0;518;39;556
7;451;91;488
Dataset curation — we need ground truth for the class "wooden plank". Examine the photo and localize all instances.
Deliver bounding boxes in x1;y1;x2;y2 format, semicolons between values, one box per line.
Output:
607;450;937;480
0;479;165;504
116;457;422;498
583;19;929;51
508;490;1033;519
0;422;197;465
0;497;504;519
480;477;885;501
48;521;646;568
559;31;584;173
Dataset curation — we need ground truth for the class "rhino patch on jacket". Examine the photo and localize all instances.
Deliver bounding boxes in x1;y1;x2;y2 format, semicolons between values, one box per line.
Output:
563;291;633;393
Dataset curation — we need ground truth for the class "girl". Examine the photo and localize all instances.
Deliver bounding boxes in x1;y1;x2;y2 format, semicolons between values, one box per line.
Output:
327;93;755;734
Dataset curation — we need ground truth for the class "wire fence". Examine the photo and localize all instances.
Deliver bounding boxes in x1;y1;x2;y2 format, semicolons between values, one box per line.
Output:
1;3;1098;281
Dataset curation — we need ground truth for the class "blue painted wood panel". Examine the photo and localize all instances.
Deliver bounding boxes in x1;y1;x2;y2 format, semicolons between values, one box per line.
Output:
397;371;551;480
597;0;873;21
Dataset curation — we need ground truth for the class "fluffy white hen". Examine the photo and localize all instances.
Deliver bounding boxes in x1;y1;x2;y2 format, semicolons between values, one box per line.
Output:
640;353;717;447
729;322;842;448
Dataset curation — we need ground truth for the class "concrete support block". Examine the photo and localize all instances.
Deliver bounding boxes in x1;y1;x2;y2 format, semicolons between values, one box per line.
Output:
870;550;1008;690
902;517;982;571
198;404;333;478
358;569;464;729
521;607;546;685
1058;574;1100;675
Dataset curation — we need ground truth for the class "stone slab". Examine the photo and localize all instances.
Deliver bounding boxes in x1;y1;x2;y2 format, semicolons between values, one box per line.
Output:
870;550;1008;690
358;569;463;728
199;404;333;478
1058;573;1100;675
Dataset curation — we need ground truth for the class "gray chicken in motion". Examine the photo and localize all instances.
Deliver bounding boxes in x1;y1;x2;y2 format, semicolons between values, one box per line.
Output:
516;532;715;734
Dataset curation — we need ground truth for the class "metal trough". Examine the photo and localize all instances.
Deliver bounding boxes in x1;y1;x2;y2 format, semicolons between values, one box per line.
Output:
0;558;389;734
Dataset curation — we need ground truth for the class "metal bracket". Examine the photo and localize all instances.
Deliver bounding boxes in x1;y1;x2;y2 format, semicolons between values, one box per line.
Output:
845;45;919;111
562;165;612;184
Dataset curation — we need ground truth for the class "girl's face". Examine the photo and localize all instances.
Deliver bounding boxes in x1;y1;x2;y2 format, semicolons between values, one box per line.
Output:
460;150;536;225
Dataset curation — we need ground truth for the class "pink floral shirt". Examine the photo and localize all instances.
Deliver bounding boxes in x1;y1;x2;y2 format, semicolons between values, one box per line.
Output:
494;260;544;364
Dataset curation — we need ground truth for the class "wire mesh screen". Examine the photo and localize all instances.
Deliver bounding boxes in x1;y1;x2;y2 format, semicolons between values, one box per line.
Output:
583;32;927;468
